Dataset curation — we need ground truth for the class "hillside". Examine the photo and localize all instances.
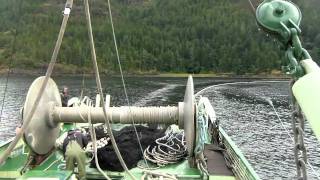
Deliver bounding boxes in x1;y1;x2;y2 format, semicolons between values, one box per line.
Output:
0;0;320;75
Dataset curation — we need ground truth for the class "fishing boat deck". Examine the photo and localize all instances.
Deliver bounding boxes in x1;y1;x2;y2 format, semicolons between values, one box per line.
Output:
205;144;233;176
0;138;236;180
0;115;263;180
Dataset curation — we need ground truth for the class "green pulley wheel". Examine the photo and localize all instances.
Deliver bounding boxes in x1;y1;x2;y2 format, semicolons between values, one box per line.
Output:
256;0;301;42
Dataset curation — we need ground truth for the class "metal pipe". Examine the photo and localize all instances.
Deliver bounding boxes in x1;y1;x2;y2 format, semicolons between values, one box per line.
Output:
51;106;179;124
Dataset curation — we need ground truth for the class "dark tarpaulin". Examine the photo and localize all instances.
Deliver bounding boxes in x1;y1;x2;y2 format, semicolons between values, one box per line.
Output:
90;125;165;171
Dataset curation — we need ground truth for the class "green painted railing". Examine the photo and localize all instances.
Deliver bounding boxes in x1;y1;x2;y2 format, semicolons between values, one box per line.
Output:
219;128;260;180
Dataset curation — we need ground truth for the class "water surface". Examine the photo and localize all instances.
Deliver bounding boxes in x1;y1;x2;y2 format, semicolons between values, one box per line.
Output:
0;75;319;179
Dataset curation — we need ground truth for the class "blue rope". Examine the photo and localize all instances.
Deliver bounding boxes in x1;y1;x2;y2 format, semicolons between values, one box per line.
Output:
194;104;209;155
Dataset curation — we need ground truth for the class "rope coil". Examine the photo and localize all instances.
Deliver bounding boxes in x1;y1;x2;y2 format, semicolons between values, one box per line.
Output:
144;128;187;166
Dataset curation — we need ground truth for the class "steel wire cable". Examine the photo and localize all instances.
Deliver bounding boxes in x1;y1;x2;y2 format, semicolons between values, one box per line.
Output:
247;0;256;15
83;0;135;179
0;0;23;123
0;0;74;165
268;99;320;179
87;101;112;180
105;0;149;168
0;60;11;124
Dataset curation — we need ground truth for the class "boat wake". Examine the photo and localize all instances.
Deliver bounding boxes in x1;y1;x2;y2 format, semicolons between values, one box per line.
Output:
133;83;179;106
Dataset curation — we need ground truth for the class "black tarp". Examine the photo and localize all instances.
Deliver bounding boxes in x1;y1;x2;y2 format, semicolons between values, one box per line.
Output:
90;125;165;171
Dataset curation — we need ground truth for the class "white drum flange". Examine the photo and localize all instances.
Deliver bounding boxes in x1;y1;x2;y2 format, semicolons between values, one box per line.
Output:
23;76;62;155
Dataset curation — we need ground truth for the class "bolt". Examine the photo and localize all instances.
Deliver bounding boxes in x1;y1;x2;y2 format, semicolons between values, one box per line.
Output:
275;8;284;15
274;7;285;17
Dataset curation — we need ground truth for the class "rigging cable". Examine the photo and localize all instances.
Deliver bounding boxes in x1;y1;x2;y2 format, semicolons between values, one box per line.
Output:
80;73;86;100
267;99;320;179
83;0;136;179
0;0;74;165
0;64;10;123
0;0;23;123
87;101;112;180
106;0;149;168
247;0;256;15
79;19;90;100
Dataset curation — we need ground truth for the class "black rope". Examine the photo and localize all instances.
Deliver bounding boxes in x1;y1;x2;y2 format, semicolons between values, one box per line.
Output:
0;0;23;123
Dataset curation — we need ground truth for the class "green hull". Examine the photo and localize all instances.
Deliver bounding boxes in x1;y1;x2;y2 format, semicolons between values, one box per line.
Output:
0;124;259;180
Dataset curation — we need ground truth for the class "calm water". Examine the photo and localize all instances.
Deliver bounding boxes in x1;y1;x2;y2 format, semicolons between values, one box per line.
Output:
0;75;319;179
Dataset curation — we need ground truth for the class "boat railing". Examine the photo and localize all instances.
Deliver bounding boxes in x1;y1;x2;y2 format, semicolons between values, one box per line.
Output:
198;96;260;180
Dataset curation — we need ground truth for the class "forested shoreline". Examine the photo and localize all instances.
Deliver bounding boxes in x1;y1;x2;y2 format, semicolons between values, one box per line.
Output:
0;0;319;75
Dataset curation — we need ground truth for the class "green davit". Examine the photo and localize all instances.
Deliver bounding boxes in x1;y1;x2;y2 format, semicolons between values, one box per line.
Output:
292;59;320;141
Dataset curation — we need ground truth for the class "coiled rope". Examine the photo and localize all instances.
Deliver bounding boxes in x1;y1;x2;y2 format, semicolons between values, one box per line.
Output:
194;99;209;175
144;128;187;166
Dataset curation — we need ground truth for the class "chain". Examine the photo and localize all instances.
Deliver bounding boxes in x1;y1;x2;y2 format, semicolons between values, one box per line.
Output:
283;28;311;78
279;25;309;180
279;23;310;180
285;24;310;180
255;1;315;179
290;80;308;180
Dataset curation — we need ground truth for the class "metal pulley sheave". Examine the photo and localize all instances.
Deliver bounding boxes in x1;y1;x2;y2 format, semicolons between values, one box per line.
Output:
256;0;302;45
256;0;307;77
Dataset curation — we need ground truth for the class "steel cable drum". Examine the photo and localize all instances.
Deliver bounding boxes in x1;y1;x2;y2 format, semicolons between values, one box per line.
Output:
23;76;62;155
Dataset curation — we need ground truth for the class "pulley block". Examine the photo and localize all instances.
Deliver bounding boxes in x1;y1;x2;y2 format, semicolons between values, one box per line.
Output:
256;0;301;43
